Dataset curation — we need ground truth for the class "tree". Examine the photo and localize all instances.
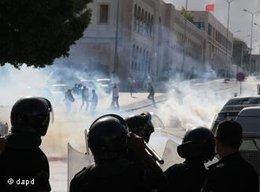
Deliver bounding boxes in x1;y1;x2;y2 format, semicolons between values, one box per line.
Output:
0;0;92;68
180;6;194;23
232;38;250;70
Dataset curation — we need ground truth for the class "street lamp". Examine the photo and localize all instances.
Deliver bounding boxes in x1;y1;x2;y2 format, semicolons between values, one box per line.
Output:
224;0;236;80
180;0;188;78
243;9;260;74
113;0;120;75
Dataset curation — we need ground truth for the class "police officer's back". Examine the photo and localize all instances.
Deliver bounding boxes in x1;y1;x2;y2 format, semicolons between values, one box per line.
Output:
201;120;259;192
70;114;162;192
162;127;215;192
0;97;52;192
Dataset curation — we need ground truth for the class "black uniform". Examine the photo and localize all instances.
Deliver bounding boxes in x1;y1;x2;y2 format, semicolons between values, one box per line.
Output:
70;158;150;192
163;160;207;192
201;152;259;192
0;133;51;192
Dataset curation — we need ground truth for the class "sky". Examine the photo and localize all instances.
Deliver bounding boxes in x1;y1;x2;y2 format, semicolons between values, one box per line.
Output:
163;0;260;54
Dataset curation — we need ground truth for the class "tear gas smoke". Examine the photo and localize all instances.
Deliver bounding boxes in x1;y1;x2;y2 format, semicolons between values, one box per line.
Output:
157;76;259;131
1;62;259;159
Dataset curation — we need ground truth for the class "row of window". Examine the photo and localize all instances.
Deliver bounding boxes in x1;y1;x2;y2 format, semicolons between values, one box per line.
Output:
195;21;232;51
208;23;232;50
133;4;154;38
209;43;231;61
131;44;152;74
215;30;232;50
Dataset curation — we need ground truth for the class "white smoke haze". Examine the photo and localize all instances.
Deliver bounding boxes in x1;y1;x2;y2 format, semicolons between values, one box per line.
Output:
157;76;259;132
0;60;259;160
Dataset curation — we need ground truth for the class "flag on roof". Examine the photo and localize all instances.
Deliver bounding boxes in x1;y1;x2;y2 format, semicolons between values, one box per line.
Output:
205;4;215;11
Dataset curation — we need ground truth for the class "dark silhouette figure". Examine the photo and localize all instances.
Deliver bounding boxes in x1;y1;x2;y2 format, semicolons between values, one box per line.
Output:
70;114;165;192
201;120;259;192
0;97;53;192
162;127;215;192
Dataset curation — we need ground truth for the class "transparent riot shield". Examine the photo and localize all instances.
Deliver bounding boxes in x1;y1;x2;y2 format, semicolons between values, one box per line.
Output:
160;139;184;171
150;113;165;130
67;130;94;190
148;113;184;170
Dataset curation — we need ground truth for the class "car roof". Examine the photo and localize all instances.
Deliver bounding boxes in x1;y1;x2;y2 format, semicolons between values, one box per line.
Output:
235;106;260;136
225;96;260;105
237;106;260;117
220;96;260;112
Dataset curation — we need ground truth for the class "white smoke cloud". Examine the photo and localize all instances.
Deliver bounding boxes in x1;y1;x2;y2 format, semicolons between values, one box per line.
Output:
157;76;259;131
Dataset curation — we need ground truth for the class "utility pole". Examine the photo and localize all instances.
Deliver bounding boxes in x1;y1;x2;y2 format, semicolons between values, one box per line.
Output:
224;0;235;80
243;9;260;74
180;0;188;79
113;0;120;75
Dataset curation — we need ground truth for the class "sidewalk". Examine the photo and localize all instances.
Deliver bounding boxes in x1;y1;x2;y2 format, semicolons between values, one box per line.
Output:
94;91;167;113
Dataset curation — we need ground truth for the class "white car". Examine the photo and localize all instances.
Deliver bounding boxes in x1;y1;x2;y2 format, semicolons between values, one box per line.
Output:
95;78;112;93
235;107;260;178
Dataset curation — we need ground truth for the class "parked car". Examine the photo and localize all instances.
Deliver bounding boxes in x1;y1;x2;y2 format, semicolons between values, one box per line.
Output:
95;78;112;94
211;96;260;133
234;107;260;178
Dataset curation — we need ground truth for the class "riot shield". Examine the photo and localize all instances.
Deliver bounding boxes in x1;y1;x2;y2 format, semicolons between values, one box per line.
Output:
67;142;94;190
150;113;165;130
148;113;184;170
160;139;184;171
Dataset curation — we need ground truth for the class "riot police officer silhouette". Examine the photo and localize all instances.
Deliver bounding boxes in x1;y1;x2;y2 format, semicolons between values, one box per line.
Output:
70;114;165;192
162;127;215;192
0;97;53;192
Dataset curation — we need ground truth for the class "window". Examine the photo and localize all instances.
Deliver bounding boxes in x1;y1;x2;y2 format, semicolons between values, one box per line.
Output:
208;23;212;36
99;4;109;24
196;22;205;30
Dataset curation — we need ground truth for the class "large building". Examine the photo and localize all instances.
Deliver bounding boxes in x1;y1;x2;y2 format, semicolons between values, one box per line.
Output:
191;11;233;77
69;0;233;84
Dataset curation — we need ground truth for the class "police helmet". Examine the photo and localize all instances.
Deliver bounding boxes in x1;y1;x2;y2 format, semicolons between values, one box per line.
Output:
88;114;129;162
11;97;53;136
177;127;215;161
125;112;154;142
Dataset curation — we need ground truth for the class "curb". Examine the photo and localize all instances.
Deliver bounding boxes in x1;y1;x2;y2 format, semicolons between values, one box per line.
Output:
121;94;168;112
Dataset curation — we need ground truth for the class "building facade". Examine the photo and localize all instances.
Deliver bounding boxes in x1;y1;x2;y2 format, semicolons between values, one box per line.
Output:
192;11;233;77
70;0;233;84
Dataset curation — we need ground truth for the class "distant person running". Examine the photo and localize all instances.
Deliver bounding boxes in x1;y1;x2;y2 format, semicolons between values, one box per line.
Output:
147;82;155;106
90;89;98;115
110;83;120;109
80;86;89;111
128;77;135;97
65;89;75;113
